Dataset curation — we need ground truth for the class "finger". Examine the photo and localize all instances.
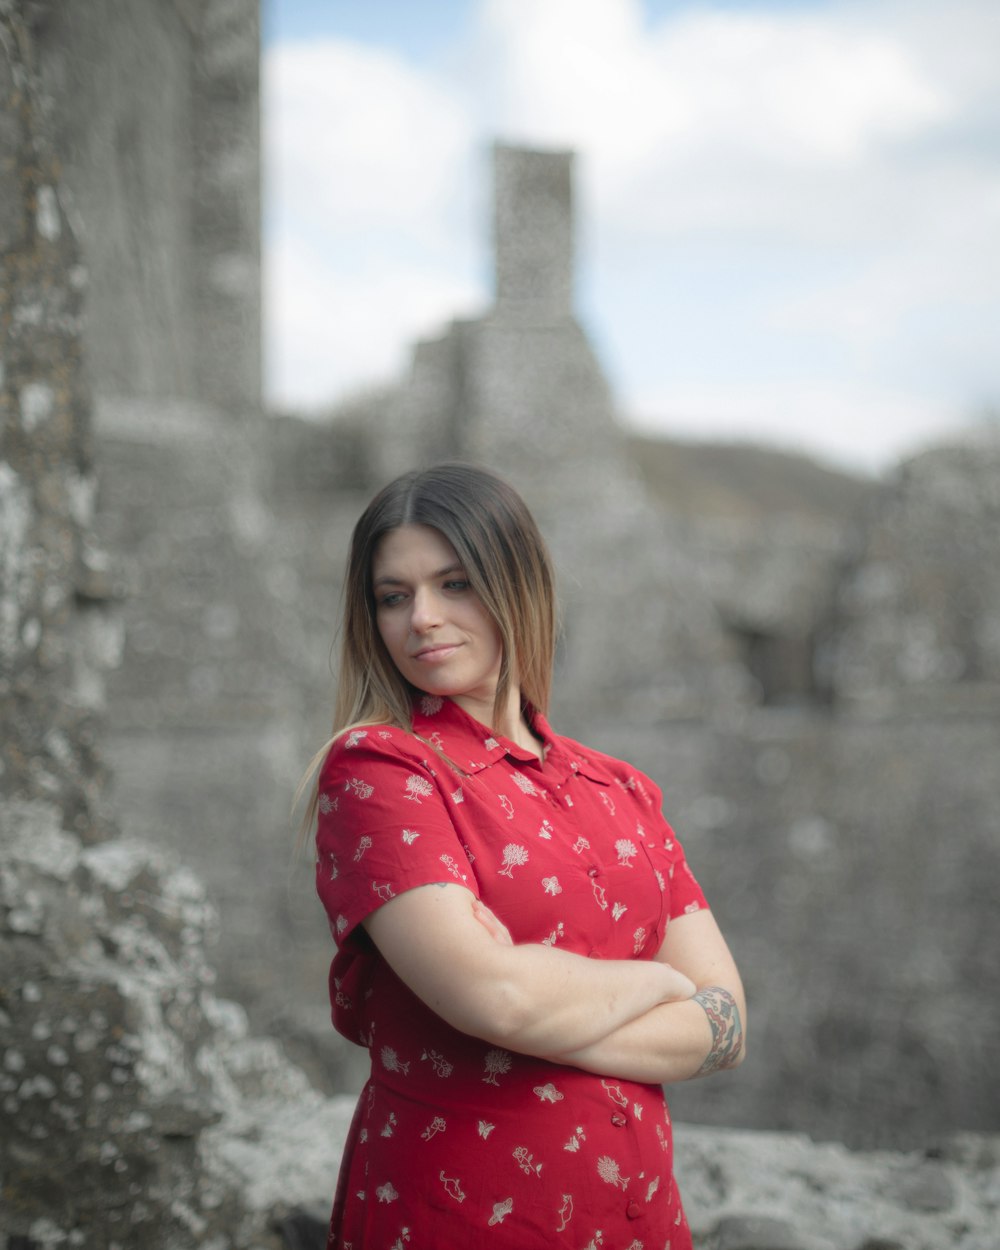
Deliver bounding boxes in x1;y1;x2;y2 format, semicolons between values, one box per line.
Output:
471;898;514;944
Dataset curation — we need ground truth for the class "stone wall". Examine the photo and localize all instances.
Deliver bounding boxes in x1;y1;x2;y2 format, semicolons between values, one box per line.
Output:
0;0;114;844
28;0;260;416
0;6;342;1246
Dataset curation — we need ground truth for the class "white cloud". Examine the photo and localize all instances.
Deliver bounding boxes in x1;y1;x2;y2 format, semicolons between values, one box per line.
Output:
264;38;484;407
263;0;1000;468
265;39;472;238
625;378;969;474
468;0;953;220
265;232;483;410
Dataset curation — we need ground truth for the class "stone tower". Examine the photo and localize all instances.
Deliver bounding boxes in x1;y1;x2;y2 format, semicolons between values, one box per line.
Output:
493;142;575;319
375;143;745;750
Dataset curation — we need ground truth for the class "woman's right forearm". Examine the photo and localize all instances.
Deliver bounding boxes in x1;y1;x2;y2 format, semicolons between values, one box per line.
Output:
554;985;746;1084
363;883;694;1060
485;944;694;1058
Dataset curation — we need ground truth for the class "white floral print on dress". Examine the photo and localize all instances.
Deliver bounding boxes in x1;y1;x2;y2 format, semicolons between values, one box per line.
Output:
439;853;464;880
403;775;433;802
533;1082;563;1103
511;771;537;795
513;1145;543;1176
601;1080;628;1108
318;792;338;814
542;921;565;946
420;695;443;715
557;1193;574;1231
380;1047;409;1075
345;730;368;749
498;843;529;877
421;1048;454;1078
615;838;638;867
541;875;562;895
375;1181;398;1203
596;1155;629;1190
401;828;419;845
439;1172;465;1203
346;777;374;800
482;1048;512;1085
488;1198;513;1226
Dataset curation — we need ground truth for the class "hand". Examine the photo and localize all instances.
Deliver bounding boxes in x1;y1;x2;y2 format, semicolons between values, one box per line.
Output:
659;963;697;1003
471;898;514;946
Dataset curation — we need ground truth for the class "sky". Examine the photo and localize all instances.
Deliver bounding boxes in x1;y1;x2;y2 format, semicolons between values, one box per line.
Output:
263;0;1000;475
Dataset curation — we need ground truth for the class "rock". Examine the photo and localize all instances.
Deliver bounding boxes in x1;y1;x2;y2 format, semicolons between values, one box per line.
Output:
712;1213;816;1250
0;7;348;1244
674;1125;1000;1250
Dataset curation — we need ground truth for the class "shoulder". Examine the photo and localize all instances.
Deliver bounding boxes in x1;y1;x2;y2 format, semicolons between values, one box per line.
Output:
556;732;663;809
316;722;458;836
319;723;433;784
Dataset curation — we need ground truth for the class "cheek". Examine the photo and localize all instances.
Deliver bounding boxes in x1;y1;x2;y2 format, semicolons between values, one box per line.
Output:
375;614;403;659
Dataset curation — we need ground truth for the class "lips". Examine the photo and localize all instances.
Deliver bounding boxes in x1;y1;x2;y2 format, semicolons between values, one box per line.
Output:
411;643;462;662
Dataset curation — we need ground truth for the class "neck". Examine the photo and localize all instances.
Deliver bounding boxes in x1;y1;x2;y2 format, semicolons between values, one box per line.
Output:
452;683;538;755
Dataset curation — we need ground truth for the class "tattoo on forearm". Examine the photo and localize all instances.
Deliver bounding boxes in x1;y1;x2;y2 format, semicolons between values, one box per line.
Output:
693;986;743;1077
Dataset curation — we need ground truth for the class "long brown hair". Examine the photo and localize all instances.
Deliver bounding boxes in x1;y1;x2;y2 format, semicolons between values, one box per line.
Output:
297;463;557;828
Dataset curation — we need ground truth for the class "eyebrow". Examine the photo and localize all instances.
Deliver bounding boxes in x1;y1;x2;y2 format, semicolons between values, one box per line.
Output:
372;563;465;588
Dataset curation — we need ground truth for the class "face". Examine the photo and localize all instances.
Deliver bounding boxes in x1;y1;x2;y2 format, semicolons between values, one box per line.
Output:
371;524;505;718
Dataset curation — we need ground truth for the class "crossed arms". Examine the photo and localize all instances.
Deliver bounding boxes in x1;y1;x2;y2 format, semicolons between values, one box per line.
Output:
363;882;746;1084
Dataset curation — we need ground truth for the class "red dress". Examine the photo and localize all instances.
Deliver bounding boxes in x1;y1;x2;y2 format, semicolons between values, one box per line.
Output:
315;696;708;1250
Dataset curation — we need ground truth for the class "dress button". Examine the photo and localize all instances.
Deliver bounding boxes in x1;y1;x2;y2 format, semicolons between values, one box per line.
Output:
610;1112;627;1127
626;1201;641;1220
587;867;599;878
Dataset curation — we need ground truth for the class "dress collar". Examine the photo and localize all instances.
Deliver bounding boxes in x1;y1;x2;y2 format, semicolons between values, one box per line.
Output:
409;694;612;785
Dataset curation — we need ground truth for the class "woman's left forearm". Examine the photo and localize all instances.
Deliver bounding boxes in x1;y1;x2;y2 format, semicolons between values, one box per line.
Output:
553;984;746;1084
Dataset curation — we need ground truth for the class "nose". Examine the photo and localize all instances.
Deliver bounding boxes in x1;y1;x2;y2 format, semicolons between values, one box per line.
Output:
409;586;443;634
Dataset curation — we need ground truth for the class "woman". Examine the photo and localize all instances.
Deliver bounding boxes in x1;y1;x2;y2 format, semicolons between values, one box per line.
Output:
311;463;745;1249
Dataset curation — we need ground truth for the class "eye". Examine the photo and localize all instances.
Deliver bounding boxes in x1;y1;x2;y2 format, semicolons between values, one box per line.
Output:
377;591;407;608
443;579;470;593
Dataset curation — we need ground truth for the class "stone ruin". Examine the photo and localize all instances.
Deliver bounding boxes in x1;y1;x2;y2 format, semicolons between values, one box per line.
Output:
2;1;999;1246
326;143;1000;1152
0;4;346;1246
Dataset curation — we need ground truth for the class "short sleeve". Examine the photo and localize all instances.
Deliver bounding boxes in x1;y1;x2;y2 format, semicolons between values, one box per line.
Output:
616;761;709;921
315;727;478;951
658;817;709;920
